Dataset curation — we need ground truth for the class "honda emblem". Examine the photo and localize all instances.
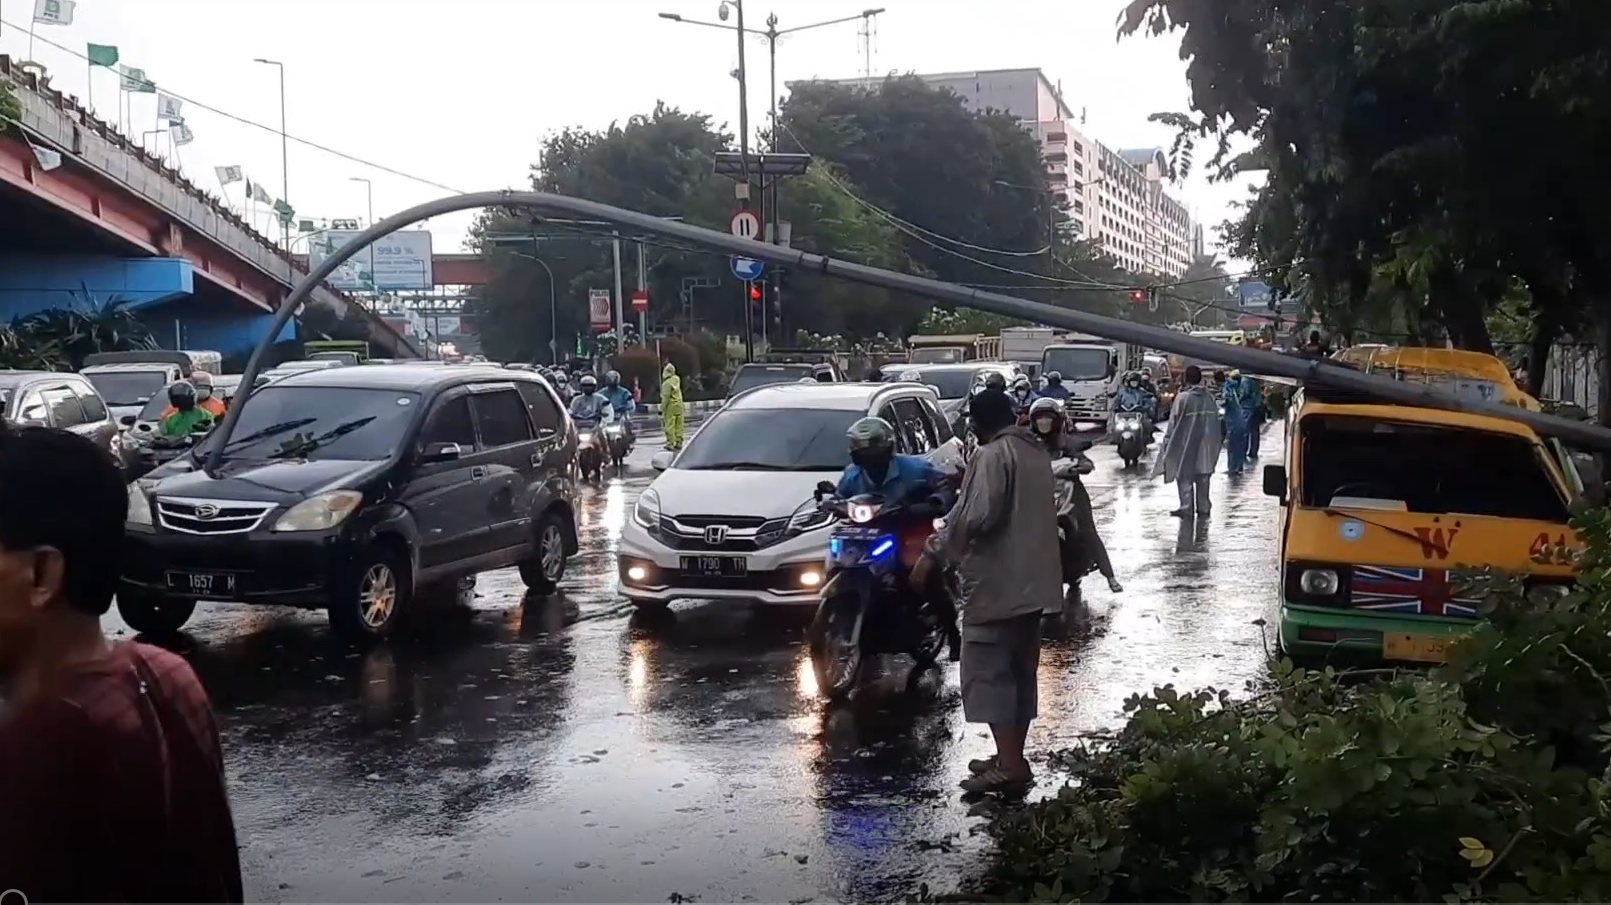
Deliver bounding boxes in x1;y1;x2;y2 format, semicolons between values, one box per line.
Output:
704;525;729;544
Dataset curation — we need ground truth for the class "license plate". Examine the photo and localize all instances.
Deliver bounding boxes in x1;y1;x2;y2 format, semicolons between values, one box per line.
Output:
680;555;747;577
832;526;883;540
165;570;237;595
1382;632;1448;664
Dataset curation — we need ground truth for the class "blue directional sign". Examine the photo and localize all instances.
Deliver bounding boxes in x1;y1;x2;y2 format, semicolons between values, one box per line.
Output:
731;256;765;281
1238;280;1274;309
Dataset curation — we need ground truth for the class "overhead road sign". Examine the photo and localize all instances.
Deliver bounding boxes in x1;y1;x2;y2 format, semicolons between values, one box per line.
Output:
731;257;765;281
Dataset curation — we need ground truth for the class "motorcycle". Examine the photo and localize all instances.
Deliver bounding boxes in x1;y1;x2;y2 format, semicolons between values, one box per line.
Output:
1112;406;1152;468
132;422;208;480
806;486;951;703
603;419;633;472
574;421;607;483
1048;457;1099;620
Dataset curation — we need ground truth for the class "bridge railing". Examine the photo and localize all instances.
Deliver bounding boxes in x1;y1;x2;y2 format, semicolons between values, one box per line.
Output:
0;57;420;359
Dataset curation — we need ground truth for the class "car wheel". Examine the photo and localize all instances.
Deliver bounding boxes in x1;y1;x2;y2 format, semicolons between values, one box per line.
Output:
116;590;197;637
518;511;569;594
329;546;411;641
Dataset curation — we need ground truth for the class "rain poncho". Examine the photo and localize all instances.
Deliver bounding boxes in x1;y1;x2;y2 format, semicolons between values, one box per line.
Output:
568;392;614;427
1221;376;1259;472
933;427;1062;624
1151;384;1222;482
660;362;685;450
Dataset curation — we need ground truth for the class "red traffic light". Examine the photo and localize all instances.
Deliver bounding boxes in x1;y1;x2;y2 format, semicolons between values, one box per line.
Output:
749;283;762;301
1129;289;1147;304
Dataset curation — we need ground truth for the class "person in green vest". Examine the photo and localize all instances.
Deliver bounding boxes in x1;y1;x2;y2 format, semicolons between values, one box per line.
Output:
660;362;685;451
159;381;213;438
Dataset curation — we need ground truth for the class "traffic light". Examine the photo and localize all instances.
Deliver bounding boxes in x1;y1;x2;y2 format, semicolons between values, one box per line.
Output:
748;282;762;302
1130;289;1146;304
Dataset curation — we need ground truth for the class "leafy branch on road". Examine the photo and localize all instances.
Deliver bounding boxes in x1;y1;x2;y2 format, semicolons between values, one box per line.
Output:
925;509;1611;903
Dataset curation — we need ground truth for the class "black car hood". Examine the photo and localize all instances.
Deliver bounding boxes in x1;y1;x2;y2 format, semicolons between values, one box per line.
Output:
143;456;383;502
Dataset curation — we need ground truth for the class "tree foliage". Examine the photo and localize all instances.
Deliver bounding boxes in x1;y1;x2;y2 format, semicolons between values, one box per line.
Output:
0;293;155;371
1122;0;1611;376
933;510;1611;903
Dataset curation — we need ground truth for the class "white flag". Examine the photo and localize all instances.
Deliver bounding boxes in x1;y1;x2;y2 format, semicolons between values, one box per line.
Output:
155;93;183;121
32;0;75;25
170;122;194;146
119;65;155;93
214;165;243;185
31;145;62;171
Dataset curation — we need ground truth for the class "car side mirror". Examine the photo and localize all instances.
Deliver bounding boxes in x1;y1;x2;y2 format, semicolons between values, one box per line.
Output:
815;479;836;500
119;414;137;427
420;441;463;463
1262;464;1287;501
650;450;674;472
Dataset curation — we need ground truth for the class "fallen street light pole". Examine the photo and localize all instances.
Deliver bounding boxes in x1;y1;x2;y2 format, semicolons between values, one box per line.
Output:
210;190;1611;472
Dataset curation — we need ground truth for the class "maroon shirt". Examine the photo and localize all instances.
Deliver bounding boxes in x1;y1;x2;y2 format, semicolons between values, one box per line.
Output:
0;642;243;903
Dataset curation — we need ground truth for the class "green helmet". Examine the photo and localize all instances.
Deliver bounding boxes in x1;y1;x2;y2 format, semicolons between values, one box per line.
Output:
845;416;896;455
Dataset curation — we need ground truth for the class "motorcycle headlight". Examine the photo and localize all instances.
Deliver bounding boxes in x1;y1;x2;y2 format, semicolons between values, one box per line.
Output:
633;488;662;529
272;490;364;532
605;424;624;436
127;483;153;526
578;431;594;444
849;503;880;524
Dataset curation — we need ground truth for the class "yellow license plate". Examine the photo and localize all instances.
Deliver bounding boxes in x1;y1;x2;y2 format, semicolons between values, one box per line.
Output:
1382;632;1448;664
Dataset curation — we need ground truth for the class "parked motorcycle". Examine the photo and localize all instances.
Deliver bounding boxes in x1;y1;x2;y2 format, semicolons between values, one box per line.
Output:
603;420;633;472
575;421;607;483
806;486;951;703
1112;406;1152;468
1047;456;1099;621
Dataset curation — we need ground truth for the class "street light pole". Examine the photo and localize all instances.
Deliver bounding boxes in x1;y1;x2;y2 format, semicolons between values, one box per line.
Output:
349;176;374;227
254;58;289;249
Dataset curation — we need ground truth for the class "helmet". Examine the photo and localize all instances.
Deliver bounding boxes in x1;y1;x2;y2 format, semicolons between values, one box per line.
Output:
1126;370;1142;387
554;372;570;385
982;371;1008;392
190;370;215;400
1012;375;1032;393
579;375;598;392
845;416;897;473
166;380;196;409
1045;371;1063;387
605;369;621;387
1029;396;1064;435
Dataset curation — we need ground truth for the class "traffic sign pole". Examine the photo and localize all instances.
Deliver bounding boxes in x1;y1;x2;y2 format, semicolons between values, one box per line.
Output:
731;208;764;361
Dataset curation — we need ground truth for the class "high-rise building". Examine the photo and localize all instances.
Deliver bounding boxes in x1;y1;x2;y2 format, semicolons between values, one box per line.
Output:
800;67;1204;277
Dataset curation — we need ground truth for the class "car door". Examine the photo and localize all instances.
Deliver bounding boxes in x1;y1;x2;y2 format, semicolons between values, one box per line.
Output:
874;402;916;455
517;379;575;517
467;383;537;555
403;390;487;572
68;379;118;458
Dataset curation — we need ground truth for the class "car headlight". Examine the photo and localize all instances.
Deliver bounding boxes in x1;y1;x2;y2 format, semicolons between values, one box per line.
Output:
1300;568;1339;595
787;504;834;534
633;488;662;529
127;483;153;526
272;490;364;532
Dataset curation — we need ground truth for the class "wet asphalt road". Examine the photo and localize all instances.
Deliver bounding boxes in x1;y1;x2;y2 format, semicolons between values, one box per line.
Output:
106;421;1285;904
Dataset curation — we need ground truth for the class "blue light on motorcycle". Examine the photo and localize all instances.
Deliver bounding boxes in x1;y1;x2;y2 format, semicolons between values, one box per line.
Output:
870;537;895;558
829;536;842;557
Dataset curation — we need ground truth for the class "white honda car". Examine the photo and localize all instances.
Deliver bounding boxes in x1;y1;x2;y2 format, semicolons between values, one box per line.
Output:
618;381;965;608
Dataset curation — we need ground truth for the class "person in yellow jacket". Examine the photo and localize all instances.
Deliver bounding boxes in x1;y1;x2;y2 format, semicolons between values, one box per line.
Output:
660;362;685;451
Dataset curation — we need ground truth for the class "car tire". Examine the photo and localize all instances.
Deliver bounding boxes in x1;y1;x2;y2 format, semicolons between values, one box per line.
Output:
329;545;411;642
116;590;197;637
519;511;569;594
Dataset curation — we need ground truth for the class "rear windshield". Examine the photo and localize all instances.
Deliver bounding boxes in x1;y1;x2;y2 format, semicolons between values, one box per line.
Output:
84;370;170;406
887;368;977;400
730;365;811;394
1299;414;1567;521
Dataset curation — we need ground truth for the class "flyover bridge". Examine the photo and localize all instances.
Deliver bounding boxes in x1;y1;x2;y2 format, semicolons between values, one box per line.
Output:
0;57;420;361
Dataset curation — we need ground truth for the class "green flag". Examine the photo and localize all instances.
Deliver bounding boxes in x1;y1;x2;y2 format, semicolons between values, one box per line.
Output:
273;199;295;224
87;44;119;67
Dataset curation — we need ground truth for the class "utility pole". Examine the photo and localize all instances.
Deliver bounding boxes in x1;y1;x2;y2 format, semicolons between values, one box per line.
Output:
636;240;648;343
611;235;625;343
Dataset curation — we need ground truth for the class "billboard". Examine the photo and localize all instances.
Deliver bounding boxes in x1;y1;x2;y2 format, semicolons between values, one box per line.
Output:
307;229;435;291
1238;280;1274;310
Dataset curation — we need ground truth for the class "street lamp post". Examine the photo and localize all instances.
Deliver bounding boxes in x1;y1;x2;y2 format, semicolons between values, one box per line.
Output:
253;58;289;249
349;176;374;227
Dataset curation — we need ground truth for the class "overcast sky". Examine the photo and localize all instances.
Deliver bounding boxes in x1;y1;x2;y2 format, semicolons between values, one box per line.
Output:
3;0;1257;263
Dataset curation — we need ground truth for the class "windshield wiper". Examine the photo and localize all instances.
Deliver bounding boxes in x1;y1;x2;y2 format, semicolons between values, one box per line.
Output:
266;416;377;459
220;418;317;450
684;461;793;471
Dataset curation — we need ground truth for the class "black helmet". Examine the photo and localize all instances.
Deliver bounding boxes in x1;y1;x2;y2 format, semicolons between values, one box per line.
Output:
982;371;1008;392
166;380;196;408
1045;371;1063;386
846;416;897;472
605;369;621;387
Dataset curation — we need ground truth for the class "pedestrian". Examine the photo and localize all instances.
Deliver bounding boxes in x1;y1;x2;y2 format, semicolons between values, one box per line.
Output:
1152;365;1223;517
923;388;1061;796
660;361;685;451
0;426;243;902
1244;375;1267;460
1222;369;1253;475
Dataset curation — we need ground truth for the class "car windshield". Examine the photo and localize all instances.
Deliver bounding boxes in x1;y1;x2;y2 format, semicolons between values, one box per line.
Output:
891;369;978;400
1041;347;1112;383
199;386;421;462
730;365;812;394
84;369;169;406
136;394;172;421
1299;414;1568;521
675;407;862;471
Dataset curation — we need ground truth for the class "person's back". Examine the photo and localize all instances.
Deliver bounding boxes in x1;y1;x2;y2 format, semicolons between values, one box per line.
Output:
160;406;212;437
0;426;242;902
569;392;611;424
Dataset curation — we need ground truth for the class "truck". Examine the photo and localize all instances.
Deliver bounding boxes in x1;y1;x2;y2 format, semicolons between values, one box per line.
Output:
999;327;1061;372
80;350;223;426
906;333;1002;364
303;339;371;366
1040;334;1145;424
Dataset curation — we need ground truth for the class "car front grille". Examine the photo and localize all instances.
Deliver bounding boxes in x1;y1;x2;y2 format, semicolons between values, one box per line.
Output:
156;497;277;536
658;514;790;552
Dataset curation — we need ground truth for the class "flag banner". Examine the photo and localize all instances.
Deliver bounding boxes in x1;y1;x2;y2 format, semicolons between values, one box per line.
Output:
155;93;183;121
297;219;316;232
214;165;243;184
247;181;272;204
170;122;194;146
119;66;155;93
272;199;295;224
32;0;75;25
86;44;119;67
30;144;62;170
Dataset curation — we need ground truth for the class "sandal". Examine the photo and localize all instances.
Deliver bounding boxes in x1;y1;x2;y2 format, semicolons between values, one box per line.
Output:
960;766;1034;796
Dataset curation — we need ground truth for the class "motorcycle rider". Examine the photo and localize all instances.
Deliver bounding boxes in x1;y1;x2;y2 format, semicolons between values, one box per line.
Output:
1027;397;1123;594
1038;371;1071;401
598;369;637;443
567;375;615;428
1114;371;1153;412
1009;374;1037;418
836;417;961;660
160;370;226;420
158;380;213;438
551;371;573;403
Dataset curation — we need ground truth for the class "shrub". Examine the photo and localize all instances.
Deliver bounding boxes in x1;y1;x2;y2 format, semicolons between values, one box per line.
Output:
613;349;662;404
656;337;700;392
686;331;730;374
932;510;1611;904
